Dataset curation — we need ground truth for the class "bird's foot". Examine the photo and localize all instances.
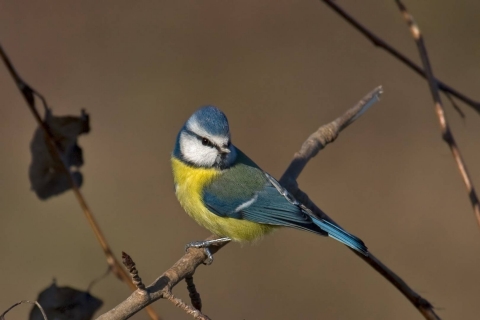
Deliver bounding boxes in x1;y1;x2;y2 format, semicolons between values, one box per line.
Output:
185;237;231;265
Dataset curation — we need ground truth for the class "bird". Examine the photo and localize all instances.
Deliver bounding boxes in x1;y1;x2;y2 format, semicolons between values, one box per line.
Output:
171;105;368;264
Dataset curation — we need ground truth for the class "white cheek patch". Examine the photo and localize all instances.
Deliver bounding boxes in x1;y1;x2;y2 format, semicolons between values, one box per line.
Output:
180;132;218;167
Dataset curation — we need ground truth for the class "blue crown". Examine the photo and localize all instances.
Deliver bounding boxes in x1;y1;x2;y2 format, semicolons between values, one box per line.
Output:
187;105;230;136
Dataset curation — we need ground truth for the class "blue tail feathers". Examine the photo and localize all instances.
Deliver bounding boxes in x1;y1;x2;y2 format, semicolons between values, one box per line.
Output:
312;218;368;256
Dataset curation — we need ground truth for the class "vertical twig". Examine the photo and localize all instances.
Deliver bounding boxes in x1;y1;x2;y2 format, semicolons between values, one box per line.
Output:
122;252;146;291
394;0;480;229
186;275;203;311
0;43;160;320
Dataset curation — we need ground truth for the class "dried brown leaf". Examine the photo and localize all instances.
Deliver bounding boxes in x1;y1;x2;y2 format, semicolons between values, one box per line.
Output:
29;281;102;320
29;109;90;199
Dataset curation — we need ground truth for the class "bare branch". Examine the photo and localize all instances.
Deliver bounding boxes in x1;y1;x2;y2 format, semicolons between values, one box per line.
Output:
285;184;441;320
0;43;160;320
394;0;480;230
279;86;440;319
280;86;383;188
322;0;480;115
96;235;226;320
1;301;47;320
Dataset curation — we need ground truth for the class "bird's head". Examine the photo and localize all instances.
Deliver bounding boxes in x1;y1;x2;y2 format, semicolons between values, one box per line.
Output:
173;106;237;169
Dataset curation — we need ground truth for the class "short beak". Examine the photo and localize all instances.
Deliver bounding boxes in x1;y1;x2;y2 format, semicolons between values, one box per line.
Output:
219;147;231;154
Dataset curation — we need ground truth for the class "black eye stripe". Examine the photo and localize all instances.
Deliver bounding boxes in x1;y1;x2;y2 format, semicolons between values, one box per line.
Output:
184;128;227;150
184;129;214;148
201;137;214;148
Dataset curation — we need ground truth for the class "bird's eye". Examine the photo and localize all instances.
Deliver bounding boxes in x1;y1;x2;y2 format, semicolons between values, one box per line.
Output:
202;138;212;147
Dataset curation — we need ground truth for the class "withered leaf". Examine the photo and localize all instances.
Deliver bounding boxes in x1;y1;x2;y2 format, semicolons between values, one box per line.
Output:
29;281;102;320
29;109;90;200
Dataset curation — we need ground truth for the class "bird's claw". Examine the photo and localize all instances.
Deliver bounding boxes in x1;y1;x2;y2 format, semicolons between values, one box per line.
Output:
185;241;207;252
203;247;214;265
184;238;231;265
185;241;214;265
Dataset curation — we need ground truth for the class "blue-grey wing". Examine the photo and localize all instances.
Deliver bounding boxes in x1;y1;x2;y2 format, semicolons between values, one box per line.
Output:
203;169;316;232
202;150;367;255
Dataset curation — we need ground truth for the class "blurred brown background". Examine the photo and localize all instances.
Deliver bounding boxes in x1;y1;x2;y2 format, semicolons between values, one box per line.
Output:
1;0;479;319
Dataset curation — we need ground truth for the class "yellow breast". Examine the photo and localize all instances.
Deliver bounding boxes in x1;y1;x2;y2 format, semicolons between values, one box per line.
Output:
171;157;275;242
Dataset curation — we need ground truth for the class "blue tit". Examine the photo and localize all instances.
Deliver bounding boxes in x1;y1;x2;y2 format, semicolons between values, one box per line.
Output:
172;105;368;264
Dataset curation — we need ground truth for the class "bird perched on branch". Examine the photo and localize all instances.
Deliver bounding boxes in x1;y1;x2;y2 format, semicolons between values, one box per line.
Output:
172;106;368;264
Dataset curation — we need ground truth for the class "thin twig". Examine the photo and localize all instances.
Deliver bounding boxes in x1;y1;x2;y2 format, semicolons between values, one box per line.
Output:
444;93;465;119
186;275;203;311
1;301;48;320
87;266;112;292
394;0;480;230
122;251;146;290
322;0;480;115
163;291;211;320
0;43;159;320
